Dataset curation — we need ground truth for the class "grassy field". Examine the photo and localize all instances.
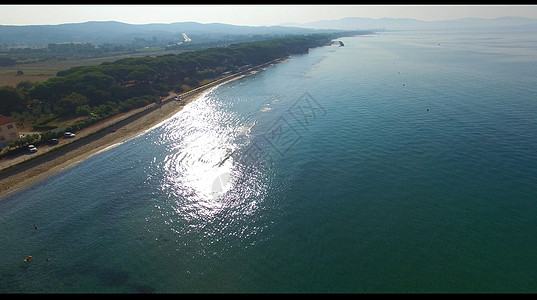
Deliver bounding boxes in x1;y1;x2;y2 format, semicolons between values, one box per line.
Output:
0;49;188;87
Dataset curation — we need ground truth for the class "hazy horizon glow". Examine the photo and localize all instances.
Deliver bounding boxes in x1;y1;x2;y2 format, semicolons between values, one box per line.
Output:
0;5;537;26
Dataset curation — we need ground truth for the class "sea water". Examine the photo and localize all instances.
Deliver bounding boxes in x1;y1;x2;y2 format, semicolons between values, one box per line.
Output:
1;28;537;293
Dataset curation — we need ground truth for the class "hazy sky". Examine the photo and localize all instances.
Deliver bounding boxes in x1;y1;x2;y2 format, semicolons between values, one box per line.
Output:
1;5;537;26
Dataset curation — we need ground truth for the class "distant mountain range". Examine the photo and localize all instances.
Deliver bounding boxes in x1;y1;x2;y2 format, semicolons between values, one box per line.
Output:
2;17;536;48
0;21;336;47
281;16;537;31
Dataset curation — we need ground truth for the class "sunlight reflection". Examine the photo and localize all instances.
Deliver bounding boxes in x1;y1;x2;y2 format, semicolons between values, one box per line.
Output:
153;88;263;227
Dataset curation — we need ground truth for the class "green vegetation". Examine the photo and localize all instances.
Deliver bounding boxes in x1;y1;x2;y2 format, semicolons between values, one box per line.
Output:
0;32;365;152
0;42;160;66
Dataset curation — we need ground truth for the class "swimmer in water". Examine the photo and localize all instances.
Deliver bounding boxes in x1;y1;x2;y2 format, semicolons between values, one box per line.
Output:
24;256;32;263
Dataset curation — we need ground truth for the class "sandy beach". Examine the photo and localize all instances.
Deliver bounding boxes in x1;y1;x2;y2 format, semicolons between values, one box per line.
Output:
0;71;251;200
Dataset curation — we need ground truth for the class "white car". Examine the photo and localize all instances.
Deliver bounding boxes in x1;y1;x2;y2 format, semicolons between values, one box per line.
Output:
64;132;76;138
28;145;37;153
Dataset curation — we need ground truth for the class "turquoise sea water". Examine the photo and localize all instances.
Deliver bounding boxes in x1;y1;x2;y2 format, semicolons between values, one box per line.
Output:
2;29;537;293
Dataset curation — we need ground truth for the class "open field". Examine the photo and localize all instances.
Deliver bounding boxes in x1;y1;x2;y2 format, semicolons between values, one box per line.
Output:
0;49;189;86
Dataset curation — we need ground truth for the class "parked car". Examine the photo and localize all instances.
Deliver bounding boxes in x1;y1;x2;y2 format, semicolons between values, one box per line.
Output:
49;138;59;145
28;145;37;153
64;132;75;138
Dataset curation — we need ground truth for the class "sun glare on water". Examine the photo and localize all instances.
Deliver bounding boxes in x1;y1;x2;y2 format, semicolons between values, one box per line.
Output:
149;89;266;230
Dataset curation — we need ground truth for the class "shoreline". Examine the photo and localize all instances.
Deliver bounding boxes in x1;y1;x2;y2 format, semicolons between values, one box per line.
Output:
0;67;257;200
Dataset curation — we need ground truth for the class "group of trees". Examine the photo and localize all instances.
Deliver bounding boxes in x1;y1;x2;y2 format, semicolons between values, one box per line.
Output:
0;42;136;63
1;32;360;138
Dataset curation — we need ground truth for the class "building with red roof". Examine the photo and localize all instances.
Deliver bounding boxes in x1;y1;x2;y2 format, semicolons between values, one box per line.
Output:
0;115;20;147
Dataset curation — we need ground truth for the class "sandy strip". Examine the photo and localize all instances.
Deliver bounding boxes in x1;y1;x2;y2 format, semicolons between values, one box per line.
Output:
0;73;247;200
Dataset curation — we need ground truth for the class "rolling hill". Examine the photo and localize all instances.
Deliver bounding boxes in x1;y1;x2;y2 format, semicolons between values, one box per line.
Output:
0;21;335;47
